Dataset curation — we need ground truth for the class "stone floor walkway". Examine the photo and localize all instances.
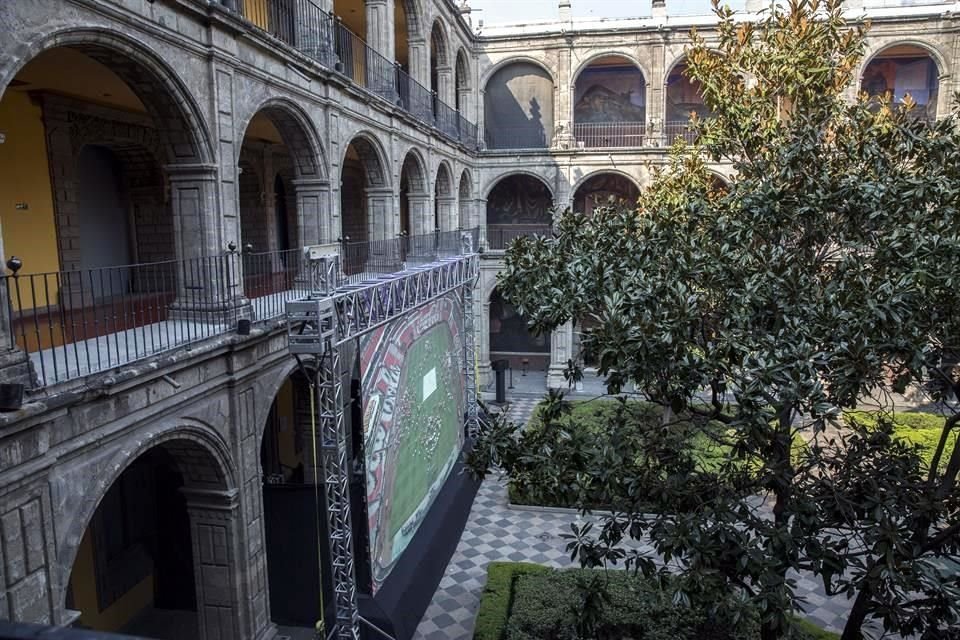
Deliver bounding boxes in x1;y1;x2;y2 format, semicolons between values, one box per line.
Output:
412;396;860;640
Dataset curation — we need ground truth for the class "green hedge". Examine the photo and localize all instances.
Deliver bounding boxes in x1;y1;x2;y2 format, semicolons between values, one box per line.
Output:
508;569;747;640
473;562;840;640
473;562;550;640
843;410;953;473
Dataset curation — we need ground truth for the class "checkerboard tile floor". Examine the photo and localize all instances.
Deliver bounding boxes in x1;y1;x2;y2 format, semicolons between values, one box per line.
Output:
412;394;879;640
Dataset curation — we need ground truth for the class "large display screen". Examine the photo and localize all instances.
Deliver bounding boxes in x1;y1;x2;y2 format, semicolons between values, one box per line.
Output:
359;293;465;590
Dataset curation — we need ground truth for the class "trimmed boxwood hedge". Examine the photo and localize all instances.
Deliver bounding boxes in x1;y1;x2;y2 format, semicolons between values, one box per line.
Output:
843;410;954;472
473;562;840;640
473;562;550;640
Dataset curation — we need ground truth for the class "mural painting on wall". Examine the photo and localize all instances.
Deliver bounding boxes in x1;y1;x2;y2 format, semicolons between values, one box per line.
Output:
486;176;553;226
862;55;938;119
575;65;646;124
573;174;640;215
666;65;711;123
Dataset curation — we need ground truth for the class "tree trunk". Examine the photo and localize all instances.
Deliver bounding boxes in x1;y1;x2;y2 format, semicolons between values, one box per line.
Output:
760;405;797;640
840;581;872;640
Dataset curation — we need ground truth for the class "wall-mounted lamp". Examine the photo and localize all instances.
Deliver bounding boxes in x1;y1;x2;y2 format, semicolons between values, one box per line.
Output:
0;132;6;144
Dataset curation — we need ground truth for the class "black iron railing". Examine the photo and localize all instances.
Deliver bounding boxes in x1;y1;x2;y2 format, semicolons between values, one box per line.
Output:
485;225;553;251
223;0;478;150
3;228;480;388
663;120;699;144
573;121;647;148
484;126;550;150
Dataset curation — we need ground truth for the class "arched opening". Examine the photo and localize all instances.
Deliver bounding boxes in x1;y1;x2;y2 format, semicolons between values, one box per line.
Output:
430;21;450;119
238;105;321;311
861;44;940;121
485;174;553;250
483;62;554;149
455;49;470;114
341;135;390;274
489;287;550;373
572;173;640;215
399;150;429;261
435;163;454;232
0;37;210;378
259;370;337;630
458;170;473;229
65;438;232;639
573;55;647;148
665;59;712;143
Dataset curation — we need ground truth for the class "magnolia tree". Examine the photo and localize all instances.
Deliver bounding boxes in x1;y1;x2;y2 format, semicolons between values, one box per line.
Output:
468;1;960;639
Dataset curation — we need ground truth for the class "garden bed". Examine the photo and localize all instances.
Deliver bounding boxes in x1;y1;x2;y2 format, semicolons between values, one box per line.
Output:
508;399;953;509
473;562;839;640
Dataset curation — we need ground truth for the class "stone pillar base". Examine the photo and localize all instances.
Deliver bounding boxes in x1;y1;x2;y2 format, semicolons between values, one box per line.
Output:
168;298;253;326
478;362;493;389
546;364;571;390
0;348;35;387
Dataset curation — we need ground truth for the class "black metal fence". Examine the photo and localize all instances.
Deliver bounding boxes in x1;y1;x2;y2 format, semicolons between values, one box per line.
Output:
3;228;480;388
573;122;648;148
485;225;553;251
223;0;478;150
484;126;550;150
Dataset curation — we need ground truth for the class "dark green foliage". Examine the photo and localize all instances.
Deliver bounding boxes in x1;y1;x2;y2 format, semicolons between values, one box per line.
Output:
842;411;956;473
508;570;742;640
472;562;550;640
470;1;960;638
474;562;839;640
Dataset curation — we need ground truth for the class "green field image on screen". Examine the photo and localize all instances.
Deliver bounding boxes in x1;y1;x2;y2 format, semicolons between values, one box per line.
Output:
386;323;463;549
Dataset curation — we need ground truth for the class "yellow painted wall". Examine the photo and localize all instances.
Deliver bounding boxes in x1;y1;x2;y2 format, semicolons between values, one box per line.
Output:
0;91;61;304
68;528;155;632
244;0;270;30
275;377;304;476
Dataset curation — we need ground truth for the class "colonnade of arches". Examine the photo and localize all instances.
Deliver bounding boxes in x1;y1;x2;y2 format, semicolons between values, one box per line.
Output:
483;41;945;149
0;33;478;327
329;0;474;121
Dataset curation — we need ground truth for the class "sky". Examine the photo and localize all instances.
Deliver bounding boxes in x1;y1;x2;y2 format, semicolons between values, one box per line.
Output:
466;0;748;26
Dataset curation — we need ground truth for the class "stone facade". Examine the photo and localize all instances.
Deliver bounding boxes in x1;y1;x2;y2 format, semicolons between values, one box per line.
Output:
0;0;958;636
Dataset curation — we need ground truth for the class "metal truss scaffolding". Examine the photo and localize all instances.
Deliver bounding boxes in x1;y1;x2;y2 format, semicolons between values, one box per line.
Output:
286;243;480;640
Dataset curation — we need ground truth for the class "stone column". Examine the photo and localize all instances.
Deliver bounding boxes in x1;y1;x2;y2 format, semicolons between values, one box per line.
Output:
437;65;455;108
479;296;492;388
0;221;34;385
406;37;432;118
555;40;575;149
365;187;397;241
649;40;667;147
477;89;488;149
436;195;457;232
292;178;332;246
546;321;574;389
365;0;397;98
477;197;488;248
408;194;433;236
181;488;265;640
457;197;472;230
167;164;249;322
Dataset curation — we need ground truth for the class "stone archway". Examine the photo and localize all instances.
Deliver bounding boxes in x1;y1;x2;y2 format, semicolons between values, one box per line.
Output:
435;162;455;232
62;429;245;640
860;43;942;121
458;169;473;229
483;60;555;149
572;172;641;214
485;173;554;250
400;149;430;238
430;20;452;111
340;133;392;245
